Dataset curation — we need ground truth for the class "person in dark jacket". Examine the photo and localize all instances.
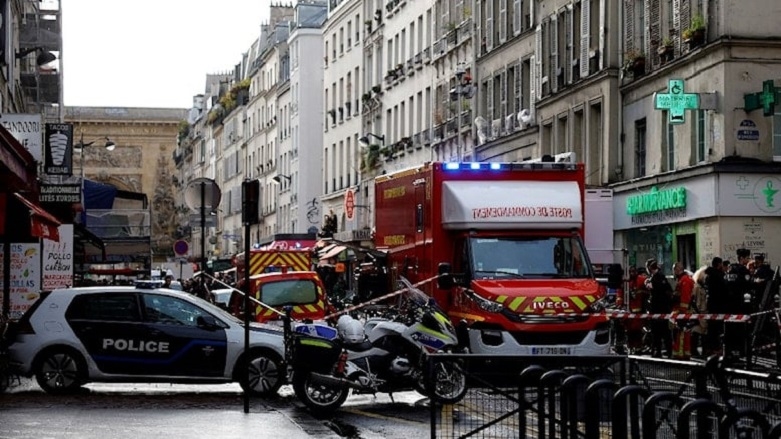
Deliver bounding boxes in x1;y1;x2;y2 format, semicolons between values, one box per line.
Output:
753;253;775;309
723;248;753;356
644;258;673;357
704;257;727;355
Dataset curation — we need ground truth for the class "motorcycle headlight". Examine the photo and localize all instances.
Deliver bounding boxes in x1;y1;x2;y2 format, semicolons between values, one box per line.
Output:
589;297;607;313
468;292;504;313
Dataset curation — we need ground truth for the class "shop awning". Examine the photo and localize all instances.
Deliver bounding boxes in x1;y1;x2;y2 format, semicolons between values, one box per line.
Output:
13;193;61;242
75;223;106;260
318;244;347;260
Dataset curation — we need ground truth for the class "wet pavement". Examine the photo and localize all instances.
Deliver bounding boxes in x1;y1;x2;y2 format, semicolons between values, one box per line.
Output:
0;379;341;439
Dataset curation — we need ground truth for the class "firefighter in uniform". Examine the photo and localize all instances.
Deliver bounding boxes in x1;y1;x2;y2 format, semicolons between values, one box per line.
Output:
671;262;694;359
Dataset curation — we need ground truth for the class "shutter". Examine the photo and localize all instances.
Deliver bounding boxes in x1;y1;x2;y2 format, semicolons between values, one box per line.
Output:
672;0;681;51
534;25;542;101
680;0;691;41
579;0;591;78
625;0;634;53
486;0;494;51
566;5;574;84
456;0;463;23
598;0;605;70
500;69;507;119
515;61;523;113
442;0;450;35
513;0;521;35
487;76;495;122
499;0;507;43
529;55;537;120
648;0;660;64
550;16;559;93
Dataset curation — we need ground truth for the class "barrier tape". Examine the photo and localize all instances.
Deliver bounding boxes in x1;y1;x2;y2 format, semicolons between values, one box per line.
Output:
323;274;441;321
587;311;753;322
196;271;285;317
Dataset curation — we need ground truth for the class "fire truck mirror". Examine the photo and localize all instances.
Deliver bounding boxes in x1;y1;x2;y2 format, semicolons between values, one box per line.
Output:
437;263;454;289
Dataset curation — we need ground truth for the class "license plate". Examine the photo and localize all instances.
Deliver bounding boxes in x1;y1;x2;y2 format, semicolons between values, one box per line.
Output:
530;346;572;355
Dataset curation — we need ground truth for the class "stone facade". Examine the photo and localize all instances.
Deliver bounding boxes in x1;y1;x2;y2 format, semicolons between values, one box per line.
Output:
65;106;188;262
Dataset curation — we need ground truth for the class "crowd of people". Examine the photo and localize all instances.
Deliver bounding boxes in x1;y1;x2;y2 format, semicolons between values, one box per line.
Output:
621;248;776;360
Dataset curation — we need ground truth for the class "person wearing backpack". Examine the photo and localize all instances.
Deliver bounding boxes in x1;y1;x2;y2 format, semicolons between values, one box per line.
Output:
645;258;673;357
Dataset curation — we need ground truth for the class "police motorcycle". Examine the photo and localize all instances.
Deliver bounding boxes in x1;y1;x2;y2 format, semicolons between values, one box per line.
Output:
291;277;468;415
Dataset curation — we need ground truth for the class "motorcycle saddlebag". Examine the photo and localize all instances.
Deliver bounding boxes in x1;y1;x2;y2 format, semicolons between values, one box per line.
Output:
293;334;342;372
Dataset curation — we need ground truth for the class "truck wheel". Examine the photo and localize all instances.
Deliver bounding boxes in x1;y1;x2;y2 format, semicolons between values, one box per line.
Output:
239;349;283;396
34;347;86;395
293;372;349;416
429;360;467;404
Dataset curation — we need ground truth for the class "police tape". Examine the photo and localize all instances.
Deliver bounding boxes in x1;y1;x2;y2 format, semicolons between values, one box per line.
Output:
323;274;442;321
197;271;285;317
548;310;755;322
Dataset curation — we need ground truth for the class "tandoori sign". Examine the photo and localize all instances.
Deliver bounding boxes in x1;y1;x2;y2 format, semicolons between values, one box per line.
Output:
626;186;687;215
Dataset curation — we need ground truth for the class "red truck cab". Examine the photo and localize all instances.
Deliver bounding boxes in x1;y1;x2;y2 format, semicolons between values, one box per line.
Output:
248;271;333;324
374;161;610;356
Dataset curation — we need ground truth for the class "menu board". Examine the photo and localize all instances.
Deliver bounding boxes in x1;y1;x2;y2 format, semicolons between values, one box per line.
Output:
43;225;74;290
0;243;42;320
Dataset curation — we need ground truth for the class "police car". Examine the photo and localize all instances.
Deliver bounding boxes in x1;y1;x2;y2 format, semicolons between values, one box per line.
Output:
6;286;287;396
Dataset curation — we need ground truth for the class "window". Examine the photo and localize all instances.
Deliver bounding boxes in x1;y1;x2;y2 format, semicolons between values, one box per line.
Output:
695;109;708;163
635;118;646;177
469;236;592;278
66;293;140;322
259;279;318;306
142;294;217;327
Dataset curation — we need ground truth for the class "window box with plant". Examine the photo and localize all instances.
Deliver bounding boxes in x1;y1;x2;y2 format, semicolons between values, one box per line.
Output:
622;48;646;78
657;37;674;63
682;13;706;49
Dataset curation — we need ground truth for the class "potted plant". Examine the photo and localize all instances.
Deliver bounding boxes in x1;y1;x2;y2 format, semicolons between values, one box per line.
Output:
623;48;646;78
683;14;706;49
657;37;674;63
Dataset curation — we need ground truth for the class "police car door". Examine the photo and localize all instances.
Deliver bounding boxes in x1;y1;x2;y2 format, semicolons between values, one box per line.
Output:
66;292;149;375
140;293;228;377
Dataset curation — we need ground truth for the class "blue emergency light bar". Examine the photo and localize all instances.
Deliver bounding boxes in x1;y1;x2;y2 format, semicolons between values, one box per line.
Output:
442;161;577;171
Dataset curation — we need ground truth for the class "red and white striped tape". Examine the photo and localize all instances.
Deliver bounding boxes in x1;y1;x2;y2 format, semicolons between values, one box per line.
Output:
588;311;753;322
323;274;441;321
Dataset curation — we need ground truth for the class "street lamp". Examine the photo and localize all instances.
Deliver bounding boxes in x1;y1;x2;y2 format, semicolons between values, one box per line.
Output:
272;174;292;184
76;133;116;219
449;64;475;160
359;133;385;147
16;46;57;66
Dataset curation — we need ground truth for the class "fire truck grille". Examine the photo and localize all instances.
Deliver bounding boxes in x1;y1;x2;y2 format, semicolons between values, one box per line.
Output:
501;309;591;324
509;330;590;346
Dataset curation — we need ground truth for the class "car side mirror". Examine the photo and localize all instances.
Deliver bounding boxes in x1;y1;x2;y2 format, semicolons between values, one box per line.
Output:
197;315;222;331
437;262;454;289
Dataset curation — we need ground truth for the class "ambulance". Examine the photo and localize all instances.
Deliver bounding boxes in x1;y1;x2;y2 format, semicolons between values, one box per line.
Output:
229;249;333;324
373;161;611;356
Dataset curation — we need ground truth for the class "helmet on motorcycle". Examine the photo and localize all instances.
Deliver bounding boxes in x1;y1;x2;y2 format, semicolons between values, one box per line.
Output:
336;315;366;344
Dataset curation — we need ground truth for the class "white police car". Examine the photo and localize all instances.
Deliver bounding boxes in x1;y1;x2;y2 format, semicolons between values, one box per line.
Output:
7;286;287;395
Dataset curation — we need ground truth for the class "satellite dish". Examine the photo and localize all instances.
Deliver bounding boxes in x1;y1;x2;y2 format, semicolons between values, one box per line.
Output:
185;177;222;212
517;109;531;128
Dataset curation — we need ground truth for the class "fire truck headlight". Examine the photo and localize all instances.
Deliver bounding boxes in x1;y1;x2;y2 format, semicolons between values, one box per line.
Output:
468;292;504;313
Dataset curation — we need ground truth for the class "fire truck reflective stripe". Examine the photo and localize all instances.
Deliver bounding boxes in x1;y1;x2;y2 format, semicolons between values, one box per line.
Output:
570;296;587;310
507;297;524;311
496;295;508;304
292;306;304;314
305;304;318;313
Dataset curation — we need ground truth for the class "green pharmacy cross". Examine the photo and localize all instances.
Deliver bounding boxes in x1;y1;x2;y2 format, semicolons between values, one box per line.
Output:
654;79;700;124
744;79;779;117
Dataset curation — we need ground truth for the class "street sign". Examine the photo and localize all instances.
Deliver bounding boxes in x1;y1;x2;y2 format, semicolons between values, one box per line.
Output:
344;188;355;220
736;119;760;141
189;213;216;227
173;240;189;256
654;79;700;124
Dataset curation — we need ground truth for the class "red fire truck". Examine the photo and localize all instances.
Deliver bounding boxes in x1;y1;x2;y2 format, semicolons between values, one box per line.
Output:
229;249;333;324
373;161;610;356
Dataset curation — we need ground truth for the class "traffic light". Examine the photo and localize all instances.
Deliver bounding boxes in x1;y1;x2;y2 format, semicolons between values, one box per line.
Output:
242;179;260;225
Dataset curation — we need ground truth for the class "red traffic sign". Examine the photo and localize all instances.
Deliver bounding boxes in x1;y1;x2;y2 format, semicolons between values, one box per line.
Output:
173;240;189;256
344;189;355;220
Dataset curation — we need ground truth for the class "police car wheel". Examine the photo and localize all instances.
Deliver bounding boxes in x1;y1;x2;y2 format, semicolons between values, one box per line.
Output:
34;347;86;395
240;349;283;396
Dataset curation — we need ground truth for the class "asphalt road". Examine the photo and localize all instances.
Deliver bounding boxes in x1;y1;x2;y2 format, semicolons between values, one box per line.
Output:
0;378;431;439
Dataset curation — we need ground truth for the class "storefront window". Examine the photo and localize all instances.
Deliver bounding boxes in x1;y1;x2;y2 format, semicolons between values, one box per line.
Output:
626;225;673;271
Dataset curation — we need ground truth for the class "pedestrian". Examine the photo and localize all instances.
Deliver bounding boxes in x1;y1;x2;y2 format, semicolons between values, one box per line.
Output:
671;262;694;359
645;259;673;358
625;266;649;353
723;248;753;357
704;257;727;355
753;253;775;309
162;275;173;289
690;265;709;357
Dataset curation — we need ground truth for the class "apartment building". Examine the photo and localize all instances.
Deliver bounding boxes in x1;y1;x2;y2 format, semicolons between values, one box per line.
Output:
612;0;781;270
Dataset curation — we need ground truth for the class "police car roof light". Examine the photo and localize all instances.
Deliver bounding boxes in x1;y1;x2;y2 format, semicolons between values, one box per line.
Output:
444;162;460;170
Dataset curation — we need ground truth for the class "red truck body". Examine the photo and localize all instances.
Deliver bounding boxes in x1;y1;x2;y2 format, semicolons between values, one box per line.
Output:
374;161;610;356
